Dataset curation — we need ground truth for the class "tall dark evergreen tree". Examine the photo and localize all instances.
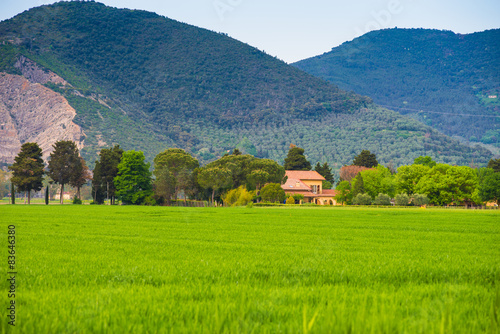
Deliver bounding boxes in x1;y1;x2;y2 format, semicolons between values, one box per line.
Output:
9;142;45;205
351;173;365;197
284;145;311;171
11;182;15;204
352;150;378;168
47;141;82;205
315;162;334;183
487;158;500;173
92;145;124;204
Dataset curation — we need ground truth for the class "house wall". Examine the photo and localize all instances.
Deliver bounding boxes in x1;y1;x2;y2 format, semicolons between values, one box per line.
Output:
301;180;322;194
314;197;337;205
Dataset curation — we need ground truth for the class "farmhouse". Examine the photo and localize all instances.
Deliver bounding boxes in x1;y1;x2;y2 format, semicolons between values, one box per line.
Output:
282;170;338;205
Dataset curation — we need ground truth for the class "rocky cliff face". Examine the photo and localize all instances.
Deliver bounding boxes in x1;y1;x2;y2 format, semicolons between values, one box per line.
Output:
14;56;70;86
0;72;85;164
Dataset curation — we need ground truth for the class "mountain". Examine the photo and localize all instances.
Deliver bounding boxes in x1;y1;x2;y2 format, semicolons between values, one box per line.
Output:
293;28;500;154
0;2;492;169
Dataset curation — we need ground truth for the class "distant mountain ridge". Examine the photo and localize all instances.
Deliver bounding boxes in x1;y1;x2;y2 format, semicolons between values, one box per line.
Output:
293;28;500;153
0;3;493;168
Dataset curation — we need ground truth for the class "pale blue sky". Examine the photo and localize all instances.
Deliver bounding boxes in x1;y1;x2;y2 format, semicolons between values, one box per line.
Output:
1;0;499;63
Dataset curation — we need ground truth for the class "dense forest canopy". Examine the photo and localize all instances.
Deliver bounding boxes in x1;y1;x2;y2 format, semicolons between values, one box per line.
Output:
294;28;500;153
0;3;493;168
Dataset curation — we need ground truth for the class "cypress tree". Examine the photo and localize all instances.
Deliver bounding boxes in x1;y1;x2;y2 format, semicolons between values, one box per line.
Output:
45;185;49;205
351;173;365;197
11;182;15;205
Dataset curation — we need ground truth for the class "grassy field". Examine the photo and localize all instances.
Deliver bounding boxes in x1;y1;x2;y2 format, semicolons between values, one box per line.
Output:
1;205;499;333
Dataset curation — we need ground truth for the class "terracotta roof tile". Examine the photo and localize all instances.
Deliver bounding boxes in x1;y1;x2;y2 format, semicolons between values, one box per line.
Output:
285;170;325;181
282;178;311;191
321;189;339;196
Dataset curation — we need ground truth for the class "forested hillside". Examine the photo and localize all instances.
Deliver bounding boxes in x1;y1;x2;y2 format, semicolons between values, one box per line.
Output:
0;3;492;168
294;28;500;152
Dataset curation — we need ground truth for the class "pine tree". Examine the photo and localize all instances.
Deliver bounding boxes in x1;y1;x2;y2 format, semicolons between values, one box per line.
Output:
92;145;124;204
315;161;334;184
351;173;365;197
284;146;311;171
352;150;378;168
9;142;45;205
47;141;82;205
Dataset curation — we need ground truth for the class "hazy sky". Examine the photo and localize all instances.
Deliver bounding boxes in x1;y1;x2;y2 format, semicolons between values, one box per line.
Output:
1;0;499;63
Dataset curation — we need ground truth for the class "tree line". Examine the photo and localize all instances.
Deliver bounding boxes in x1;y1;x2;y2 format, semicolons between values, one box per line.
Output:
6;140;500;207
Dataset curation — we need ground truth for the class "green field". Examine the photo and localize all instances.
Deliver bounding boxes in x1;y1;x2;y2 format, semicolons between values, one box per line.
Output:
1;206;499;333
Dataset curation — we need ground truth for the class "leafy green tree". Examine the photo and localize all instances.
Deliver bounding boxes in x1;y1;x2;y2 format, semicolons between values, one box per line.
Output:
197;167;232;204
335;180;351;205
487;158;500;173
359;165;396;199
92;145;124;204
247;158;286;193
284;145;311;171
352;150;378;168
414;156;437;168
47;141;82;204
395;164;430;195
415;164;478;206
205;154;255;190
8;143;45;205
114;151;153;205
477;168;500;205
322;181;333;189
260;183;286;203
153;148;199;202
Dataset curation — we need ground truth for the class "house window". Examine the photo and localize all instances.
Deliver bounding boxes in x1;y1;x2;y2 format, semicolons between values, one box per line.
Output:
311;185;318;194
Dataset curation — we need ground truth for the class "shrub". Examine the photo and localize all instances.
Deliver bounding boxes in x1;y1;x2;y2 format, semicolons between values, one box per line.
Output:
143;195;156;206
254;202;285;207
292;194;304;203
373;193;391;205
352;193;372;205
260;183;286;203
72;197;82;205
286;196;295;205
223;186;254;206
412;193;429;206
394;193;410;206
246;201;253;208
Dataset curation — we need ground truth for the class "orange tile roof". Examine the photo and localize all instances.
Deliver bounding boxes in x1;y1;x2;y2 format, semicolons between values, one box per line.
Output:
316;189;339;197
282;178;311;191
285;170;325;181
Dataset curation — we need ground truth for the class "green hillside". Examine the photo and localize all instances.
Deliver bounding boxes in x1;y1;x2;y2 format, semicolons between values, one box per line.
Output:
0;3;492;167
293;28;500;151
